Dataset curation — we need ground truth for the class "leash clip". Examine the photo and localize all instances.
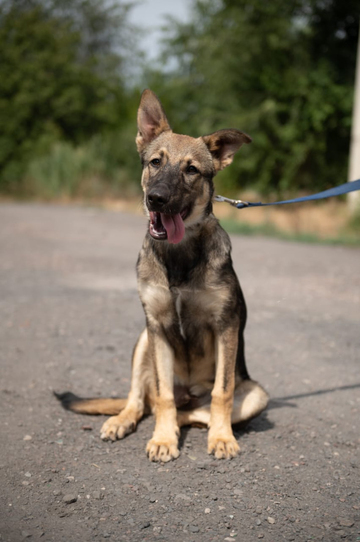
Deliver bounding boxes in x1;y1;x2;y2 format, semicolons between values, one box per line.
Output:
214;195;249;208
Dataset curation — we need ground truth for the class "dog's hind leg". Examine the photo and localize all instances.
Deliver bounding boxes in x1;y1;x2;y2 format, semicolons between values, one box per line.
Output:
177;380;268;428
177;407;210;428
231;380;269;424
100;329;151;441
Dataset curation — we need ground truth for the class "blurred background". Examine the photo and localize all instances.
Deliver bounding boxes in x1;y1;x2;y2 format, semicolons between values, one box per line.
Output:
0;0;359;242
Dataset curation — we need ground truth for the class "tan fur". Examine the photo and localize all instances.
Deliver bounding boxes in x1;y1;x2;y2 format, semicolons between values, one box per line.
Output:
70;398;128;415
58;90;268;462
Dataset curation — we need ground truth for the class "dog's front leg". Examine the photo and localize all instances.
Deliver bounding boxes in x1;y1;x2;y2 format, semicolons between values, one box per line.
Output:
145;327;180;462
208;326;240;459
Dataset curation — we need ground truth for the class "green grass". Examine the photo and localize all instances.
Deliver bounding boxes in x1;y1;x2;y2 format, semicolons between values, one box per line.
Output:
24;133;141;200
220;218;360;246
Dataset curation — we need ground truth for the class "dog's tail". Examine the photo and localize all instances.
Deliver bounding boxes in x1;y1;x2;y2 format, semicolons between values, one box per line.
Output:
54;392;127;415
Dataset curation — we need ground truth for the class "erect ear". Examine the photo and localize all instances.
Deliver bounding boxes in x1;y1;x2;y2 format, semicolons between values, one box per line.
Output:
202;129;252;172
136;89;171;154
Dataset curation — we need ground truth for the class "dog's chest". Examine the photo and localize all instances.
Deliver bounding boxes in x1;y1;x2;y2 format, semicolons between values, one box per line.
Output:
171;285;227;332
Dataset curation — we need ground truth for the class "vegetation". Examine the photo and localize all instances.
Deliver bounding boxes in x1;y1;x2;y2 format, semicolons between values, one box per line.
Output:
0;0;359;200
220;217;360;246
150;0;359;195
0;0;140;194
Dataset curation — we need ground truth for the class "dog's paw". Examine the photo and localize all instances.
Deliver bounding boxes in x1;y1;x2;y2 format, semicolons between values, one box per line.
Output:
100;415;136;441
146;438;180;462
208;435;240;459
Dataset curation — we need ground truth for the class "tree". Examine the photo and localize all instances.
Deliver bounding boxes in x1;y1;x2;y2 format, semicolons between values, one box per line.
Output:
0;0;136;191
150;0;359;195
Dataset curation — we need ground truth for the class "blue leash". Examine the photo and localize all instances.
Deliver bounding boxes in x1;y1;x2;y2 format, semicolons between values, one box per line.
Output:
214;179;360;209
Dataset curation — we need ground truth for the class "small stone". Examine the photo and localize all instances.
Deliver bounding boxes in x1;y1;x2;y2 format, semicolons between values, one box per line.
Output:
338;519;354;528
24;472;31;478
233;489;243;496
256;519;261;526
53;489;61;496
189;525;199;533
256;506;262;515
93;491;103;500
140;522;150;530
21;532;32;538
103;534;110;539
23;435;32;441
22;481;30;486
267;517;275;524
63;494;77;504
258;535;264;539
81;425;93;431
205;508;211;514
149;496;156;503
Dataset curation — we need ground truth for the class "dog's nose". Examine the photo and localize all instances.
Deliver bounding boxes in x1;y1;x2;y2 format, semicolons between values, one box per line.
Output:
147;187;170;210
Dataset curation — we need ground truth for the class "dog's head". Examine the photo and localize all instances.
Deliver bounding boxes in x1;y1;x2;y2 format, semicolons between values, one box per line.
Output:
136;89;251;244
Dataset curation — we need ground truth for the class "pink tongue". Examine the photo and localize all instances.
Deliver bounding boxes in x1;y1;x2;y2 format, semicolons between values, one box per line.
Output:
161;213;185;244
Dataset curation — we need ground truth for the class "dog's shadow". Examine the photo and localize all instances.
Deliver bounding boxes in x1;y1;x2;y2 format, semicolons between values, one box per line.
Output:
178;381;360;450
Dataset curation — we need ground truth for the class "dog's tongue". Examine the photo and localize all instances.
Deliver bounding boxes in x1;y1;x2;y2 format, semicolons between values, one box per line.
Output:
161;213;185;244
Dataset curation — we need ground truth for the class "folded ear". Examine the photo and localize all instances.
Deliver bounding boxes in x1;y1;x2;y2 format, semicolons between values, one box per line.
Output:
202;129;252;172
136;89;171;154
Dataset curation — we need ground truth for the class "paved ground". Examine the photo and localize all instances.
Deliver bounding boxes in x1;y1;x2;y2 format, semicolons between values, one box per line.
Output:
0;202;359;542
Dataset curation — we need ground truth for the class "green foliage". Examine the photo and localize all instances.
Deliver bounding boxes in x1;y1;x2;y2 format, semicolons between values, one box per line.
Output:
0;0;358;199
0;0;136;193
148;0;358;195
25;130;141;199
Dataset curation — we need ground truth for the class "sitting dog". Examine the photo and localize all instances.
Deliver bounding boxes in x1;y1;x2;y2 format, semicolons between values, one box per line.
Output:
57;89;269;461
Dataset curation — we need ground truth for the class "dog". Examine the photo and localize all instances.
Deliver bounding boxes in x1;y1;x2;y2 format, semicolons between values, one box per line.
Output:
56;89;269;462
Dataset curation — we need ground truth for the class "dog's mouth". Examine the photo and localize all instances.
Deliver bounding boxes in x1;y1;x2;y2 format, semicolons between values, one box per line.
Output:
149;208;189;244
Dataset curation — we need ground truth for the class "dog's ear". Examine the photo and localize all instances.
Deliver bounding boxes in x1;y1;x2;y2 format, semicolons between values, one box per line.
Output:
136;89;171;154
202;129;251;172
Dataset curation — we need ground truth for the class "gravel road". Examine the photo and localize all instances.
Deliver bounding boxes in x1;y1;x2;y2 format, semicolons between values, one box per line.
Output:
0;203;359;542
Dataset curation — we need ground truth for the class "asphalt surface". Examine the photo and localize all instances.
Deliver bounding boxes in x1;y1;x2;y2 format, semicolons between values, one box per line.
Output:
0;202;359;542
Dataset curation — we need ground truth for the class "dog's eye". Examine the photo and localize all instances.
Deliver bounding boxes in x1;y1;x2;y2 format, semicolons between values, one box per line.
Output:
187;165;198;174
150;158;161;167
